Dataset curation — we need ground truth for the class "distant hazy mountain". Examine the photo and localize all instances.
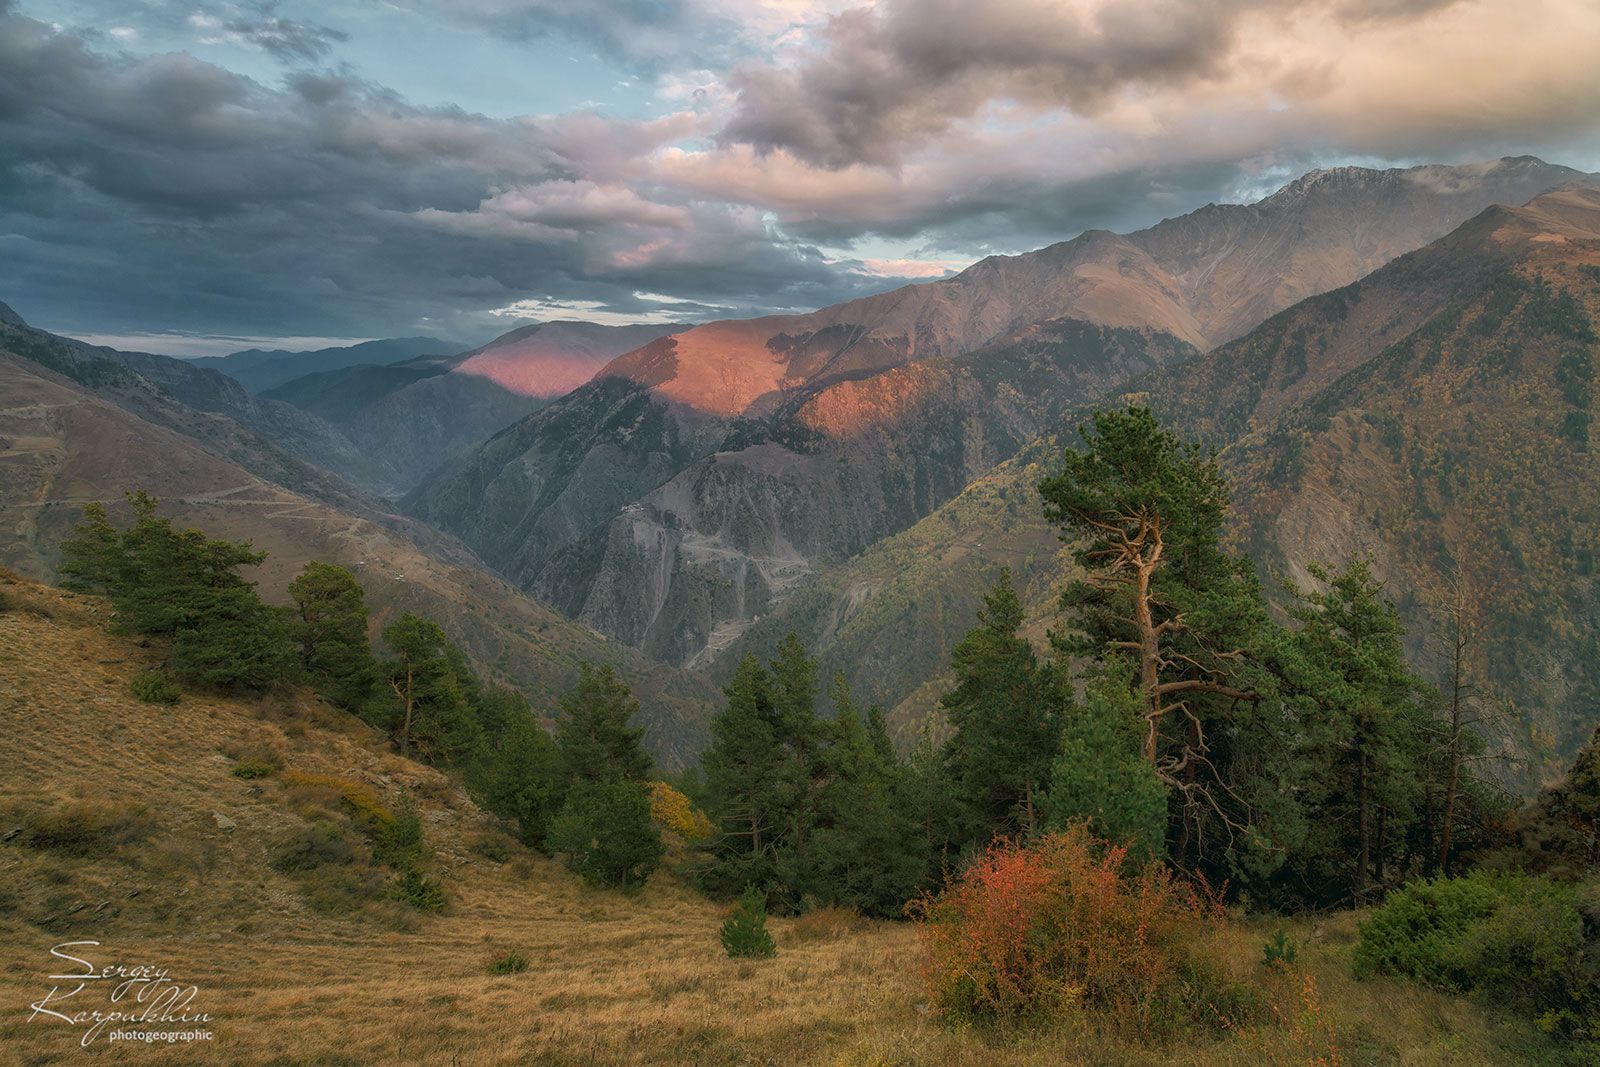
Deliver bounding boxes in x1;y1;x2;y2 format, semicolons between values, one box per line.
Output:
0;300;25;328
261;321;687;496
0;333;719;767
0;315;379;510
409;158;1590;668
191;337;466;394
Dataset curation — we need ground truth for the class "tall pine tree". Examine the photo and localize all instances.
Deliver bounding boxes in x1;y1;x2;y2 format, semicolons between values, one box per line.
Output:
287;561;375;709
554;663;653;788
939;568;1059;851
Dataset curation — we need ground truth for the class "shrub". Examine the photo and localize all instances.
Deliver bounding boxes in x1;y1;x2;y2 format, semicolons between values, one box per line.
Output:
649;780;714;841
1352;871;1508;989
280;770;393;839
300;865;385;916
15;800;153;856
388;868;446;912
1462;883;1597;1041
721;885;777;959
548;780;664;891
470;832;512;864
129;669;181;705
488;950;529;975
371;792;426;869
911;824;1226;1029
1262;928;1299;972
233;759;276;780
1357;872;1600;1046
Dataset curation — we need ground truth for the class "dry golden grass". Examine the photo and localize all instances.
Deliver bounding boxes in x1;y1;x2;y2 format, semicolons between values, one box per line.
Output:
0;571;1561;1065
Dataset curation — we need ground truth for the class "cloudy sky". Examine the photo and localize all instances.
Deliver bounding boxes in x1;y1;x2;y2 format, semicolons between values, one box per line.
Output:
2;0;1598;355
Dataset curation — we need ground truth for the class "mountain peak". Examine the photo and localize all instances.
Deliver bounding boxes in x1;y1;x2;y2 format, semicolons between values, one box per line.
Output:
1261;156;1572;209
0;300;27;328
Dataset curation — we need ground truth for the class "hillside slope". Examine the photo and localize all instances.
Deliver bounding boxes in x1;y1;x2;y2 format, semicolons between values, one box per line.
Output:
0;571;1550;1065
0;353;717;767
411;159;1588;668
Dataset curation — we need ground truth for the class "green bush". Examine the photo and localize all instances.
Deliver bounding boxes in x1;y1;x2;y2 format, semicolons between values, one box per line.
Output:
1353;872;1505;988
16;801;153;856
488;950;529;975
129;669;181;705
301;865;385;917
721;884;776;959
470;833;512;864
548;780;663;891
388;868;446;912
371;792;426;869
1460;881;1599;1044
1357;873;1600;1046
232;759;276;780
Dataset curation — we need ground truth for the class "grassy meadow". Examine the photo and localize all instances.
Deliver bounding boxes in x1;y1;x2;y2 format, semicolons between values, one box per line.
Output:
0;571;1564;1065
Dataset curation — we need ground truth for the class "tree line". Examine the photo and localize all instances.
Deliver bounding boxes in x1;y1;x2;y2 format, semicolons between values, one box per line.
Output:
690;406;1521;913
59;492;664;890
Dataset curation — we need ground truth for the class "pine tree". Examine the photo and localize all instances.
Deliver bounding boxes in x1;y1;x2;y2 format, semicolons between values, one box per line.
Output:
548;779;664;890
170;586;296;691
1282;559;1437;904
1039;407;1293;881
1044;671;1167;863
700;654;786;894
768;634;822;866
469;713;560;849
1039;408;1260;769
287;561;375;709
114;492;269;637
58;501;125;594
720;884;777;958
939;568;1059;850
1514;723;1600;877
809;679;928;915
555;662;653;788
62;493;295;691
377;613;481;763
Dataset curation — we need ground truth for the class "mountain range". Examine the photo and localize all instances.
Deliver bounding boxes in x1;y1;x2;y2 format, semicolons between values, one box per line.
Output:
729;182;1600;785
405;156;1588;670
4;156;1598;778
189;337;467;394
0;314;718;767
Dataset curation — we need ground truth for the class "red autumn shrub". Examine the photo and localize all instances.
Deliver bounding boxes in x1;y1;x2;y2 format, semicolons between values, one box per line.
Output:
911;824;1230;1028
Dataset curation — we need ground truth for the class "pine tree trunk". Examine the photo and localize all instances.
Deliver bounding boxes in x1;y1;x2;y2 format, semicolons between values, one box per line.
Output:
1355;751;1371;905
1135;558;1162;763
1440;754;1460;875
1374;807;1388;892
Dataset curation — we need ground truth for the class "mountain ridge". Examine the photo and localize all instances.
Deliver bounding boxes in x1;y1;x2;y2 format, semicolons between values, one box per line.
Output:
409;157;1592;669
190;336;466;394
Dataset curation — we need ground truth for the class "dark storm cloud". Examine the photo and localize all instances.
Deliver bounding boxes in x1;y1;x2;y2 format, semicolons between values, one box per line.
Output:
0;6;899;342
722;0;1258;168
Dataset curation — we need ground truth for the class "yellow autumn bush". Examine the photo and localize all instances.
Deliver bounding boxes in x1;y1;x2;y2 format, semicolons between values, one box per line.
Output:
649;781;713;841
